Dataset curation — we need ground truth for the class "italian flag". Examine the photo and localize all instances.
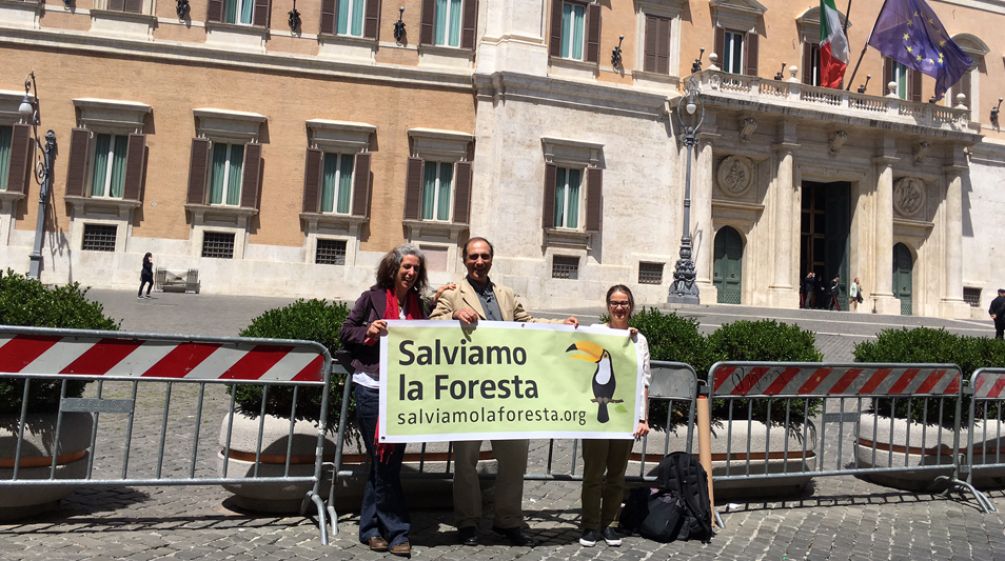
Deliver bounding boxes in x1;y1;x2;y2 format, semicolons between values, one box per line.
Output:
819;0;849;88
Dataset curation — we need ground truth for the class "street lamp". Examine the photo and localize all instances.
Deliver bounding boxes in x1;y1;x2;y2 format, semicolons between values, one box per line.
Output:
18;73;57;281
667;75;704;304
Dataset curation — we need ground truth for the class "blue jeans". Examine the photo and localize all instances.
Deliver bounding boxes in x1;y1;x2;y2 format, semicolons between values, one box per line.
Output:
354;384;409;546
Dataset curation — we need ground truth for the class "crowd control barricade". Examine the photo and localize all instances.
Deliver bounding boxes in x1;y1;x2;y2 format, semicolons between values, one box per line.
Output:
328;361;699;536
708;362;984;508
0;326;337;544
963;368;1005;513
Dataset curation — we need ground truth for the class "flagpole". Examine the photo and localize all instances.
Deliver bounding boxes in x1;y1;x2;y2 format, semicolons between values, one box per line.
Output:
843;0;852;34
846;0;889;91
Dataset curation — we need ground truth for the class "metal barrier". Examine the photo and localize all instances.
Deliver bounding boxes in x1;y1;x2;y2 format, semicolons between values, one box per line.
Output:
708;361;984;507
329;361;699;535
0;326;336;543
964;368;1005;513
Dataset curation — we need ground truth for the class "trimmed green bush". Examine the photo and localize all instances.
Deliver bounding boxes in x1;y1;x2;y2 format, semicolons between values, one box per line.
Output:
630;308;712;430
706;319;824;426
0;271;119;414
853;327;1005;425
234;299;354;438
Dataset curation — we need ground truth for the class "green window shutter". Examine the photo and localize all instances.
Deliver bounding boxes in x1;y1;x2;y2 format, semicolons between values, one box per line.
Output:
542;163;556;228
351;152;371;217
65;128;91;198
187;138;211;204
240;142;261;208
302;148;322;213
122;134;146;201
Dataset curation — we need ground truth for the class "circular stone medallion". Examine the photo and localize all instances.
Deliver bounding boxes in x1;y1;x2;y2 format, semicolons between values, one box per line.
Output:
893;177;926;218
717;156;754;197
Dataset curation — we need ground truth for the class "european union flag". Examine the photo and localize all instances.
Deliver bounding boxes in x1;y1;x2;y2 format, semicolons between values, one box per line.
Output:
867;0;974;98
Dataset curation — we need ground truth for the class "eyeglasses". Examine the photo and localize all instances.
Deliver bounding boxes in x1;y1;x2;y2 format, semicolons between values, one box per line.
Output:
608;301;631;308
467;253;492;260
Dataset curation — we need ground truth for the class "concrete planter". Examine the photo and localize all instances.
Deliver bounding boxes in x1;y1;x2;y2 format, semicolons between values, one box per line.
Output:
628;419;817;499
0;412;93;520
216;411;336;513
855;413;1005;490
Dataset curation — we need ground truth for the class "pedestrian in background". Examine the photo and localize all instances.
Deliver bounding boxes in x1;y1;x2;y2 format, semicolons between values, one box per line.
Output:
800;272;816;309
138;253;154;299
829;276;841;311
578;284;650;548
989;288;1005;340
849;277;863;311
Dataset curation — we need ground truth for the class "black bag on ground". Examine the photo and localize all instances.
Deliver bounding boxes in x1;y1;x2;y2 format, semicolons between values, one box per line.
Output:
637;451;715;543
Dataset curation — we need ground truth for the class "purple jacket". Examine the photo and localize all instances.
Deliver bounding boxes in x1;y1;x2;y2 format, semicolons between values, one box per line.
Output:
339;286;428;380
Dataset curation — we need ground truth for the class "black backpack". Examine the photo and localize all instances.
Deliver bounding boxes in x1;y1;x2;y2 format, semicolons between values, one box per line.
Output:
627;452;714;544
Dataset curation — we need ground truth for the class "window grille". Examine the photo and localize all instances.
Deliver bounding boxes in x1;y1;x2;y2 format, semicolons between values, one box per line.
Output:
964;287;982;308
552;255;580;279
202;231;235;259
638;262;664;285
81;224;117;252
315;239;347;265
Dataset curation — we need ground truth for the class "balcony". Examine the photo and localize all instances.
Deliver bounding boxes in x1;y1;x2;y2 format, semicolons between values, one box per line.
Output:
691;69;977;137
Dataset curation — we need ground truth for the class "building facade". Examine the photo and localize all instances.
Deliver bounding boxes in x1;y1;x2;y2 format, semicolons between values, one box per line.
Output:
0;0;1002;318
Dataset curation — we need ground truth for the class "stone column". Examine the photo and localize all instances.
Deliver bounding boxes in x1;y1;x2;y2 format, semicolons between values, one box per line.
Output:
475;0;549;76
872;146;902;315
940;156;971;319
769;142;799;308
693;133;716;296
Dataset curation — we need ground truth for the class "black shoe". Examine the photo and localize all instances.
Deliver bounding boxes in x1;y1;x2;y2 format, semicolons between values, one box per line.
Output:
579;529;601;547
492;526;534;546
601;527;622;546
457;526;479;546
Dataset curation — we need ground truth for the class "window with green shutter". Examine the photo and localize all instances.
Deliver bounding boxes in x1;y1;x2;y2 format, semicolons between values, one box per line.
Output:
0;126;11;191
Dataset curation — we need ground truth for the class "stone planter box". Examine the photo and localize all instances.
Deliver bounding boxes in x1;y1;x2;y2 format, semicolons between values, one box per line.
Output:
628;420;817;499
855;413;1005;491
0;412;93;520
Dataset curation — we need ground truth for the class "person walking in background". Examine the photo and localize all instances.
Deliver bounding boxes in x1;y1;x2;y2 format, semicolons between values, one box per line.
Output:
429;236;578;547
801;272;816;309
340;244;432;558
849;277;863;312
578;285;650;548
989;288;1005;340
138;253;154;299
829;276;842;311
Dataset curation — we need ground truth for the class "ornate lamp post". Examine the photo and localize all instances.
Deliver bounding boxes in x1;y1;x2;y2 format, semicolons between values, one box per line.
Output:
18;73;57;280
667;76;704;304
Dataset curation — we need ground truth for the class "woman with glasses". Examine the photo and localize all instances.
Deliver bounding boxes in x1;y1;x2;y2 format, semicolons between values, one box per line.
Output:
578;284;651;547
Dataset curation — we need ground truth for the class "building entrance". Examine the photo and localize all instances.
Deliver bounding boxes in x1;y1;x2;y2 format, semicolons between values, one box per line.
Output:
800;181;850;310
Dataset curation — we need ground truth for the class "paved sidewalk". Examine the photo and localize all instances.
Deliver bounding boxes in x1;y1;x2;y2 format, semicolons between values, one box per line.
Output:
2;290;1004;560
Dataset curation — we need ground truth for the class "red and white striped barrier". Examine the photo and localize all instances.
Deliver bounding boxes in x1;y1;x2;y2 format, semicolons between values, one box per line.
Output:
712;363;961;397
970;368;1005;400
0;331;326;382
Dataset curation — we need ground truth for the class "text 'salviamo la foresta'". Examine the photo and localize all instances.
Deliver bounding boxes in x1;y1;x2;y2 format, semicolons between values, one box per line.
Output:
396;338;538;400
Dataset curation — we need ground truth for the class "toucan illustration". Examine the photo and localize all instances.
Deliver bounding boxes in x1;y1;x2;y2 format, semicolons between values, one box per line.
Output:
566;341;621;423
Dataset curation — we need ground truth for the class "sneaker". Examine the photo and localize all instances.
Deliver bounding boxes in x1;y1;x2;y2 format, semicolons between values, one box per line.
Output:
579;529;601;547
137;296;144;300
601;527;622;546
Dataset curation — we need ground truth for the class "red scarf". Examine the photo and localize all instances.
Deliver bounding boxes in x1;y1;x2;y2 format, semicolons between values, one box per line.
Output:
375;288;422;462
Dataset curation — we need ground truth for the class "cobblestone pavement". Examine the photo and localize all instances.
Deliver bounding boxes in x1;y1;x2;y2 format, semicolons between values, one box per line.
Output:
2;291;1004;560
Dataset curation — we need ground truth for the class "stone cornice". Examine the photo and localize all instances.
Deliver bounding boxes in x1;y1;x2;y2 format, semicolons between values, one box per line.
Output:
0;27;472;92
473;72;669;120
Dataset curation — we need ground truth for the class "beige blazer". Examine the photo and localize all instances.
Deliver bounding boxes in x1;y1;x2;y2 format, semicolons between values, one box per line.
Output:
429;277;555;323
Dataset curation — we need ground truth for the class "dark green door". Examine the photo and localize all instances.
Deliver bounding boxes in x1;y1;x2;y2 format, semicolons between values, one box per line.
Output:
713;227;743;304
893;243;913;315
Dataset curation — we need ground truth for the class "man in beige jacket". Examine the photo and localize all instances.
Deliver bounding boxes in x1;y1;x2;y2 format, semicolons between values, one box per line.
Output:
429;237;577;546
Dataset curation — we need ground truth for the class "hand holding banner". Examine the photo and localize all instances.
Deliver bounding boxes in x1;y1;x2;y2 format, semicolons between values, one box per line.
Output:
378;321;643;443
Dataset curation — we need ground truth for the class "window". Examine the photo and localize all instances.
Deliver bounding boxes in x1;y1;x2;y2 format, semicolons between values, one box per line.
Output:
803;42;820;86
202;231;236;259
81;224;117;252
560;2;586;60
104;0;143;13
549;0;599;63
422;162;454;221
337;0;366;37
722;30;744;74
964;287;982;308
435;0;463;47
209;143;245;206
643;14;671;74
884;59;921;102
321;152;355;214
90;134;128;199
315;238;347;265
639;262;664;285
552;255;579;279
224;0;254;24
0;126;10;191
553;167;581;229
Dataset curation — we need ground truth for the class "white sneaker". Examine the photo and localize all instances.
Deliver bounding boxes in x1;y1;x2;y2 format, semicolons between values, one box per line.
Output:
579;529;600;547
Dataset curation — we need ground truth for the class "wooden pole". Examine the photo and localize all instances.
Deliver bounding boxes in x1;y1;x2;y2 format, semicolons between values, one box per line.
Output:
696;393;717;527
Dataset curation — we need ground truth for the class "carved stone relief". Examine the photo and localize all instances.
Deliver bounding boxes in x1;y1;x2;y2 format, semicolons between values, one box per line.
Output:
893;177;926;219
716;155;754;197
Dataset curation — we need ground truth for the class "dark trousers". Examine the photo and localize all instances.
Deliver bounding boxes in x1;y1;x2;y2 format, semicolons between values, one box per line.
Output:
996;319;1005;340
354;384;409;546
138;277;152;297
580;439;632;531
